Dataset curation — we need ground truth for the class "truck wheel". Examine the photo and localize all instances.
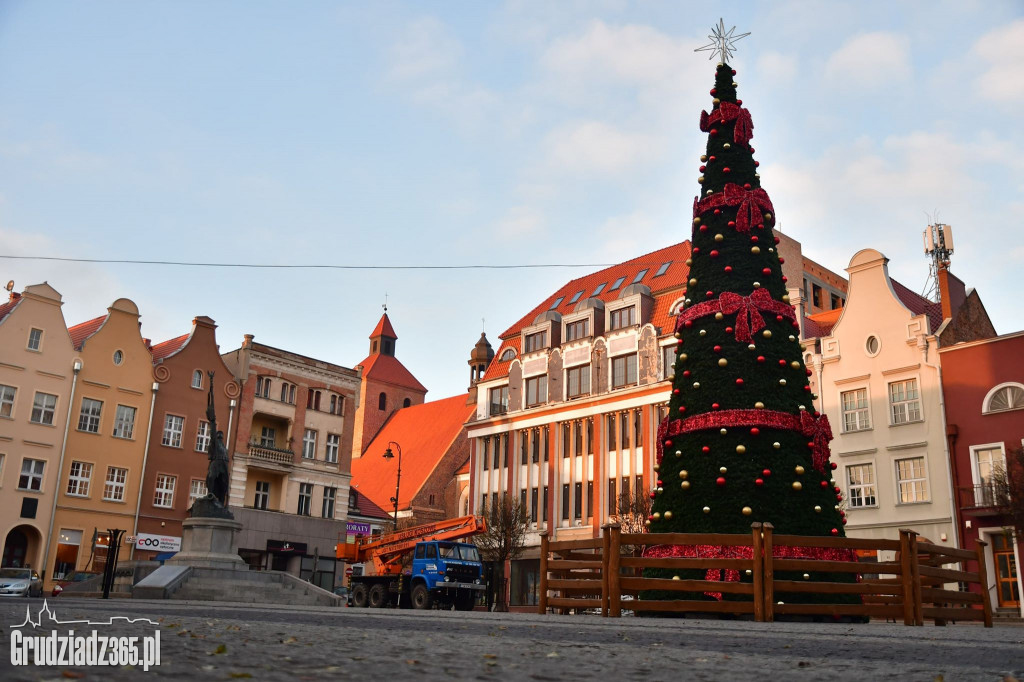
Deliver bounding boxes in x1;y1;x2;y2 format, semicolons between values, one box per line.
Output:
351;583;369;608
455;592;475;611
411;584;432;610
369;584;387;608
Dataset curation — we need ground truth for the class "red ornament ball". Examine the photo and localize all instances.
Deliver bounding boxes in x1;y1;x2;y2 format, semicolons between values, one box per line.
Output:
728;220;736;228
710;128;719;136
664;440;673;447
743;183;751;189
723;167;731;174
806;369;813;377
693;246;701;254
709;156;716;162
750;427;760;436
757;356;765;363
831;462;838;470
673;388;681;395
678;406;686;413
712;403;720;410
724;266;733;273
782;276;788;283
751;235;759;242
776;315;783;322
763;268;771;275
716;477;726;487
773;236;780;244
725;326;734;334
755;478;764;487
702;446;711;453
710;88;717;95
713;345;722;353
779;359;787;367
710;250;719;258
842;518;848;525
831;528;839;536
778;257;785;264
714;208;721;215
735;378;744;386
706;290;714;297
699;224;708;233
820;481;829;488
754;160;760;167
684;320;693;328
699;165;706;172
682;370;691;378
762;469;771;477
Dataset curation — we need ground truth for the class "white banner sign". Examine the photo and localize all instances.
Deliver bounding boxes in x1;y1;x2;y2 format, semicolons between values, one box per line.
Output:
134;533;181;552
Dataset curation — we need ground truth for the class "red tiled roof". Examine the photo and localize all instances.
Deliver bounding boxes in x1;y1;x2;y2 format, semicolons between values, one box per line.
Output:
351;394;474;512
150;334;190;362
891;279;943;333
370;313;397;339
68;315;108;350
0;292;22;325
481;336;521;382
358;353;427;393
500;241;691;339
804;308;842;338
349;489;392;520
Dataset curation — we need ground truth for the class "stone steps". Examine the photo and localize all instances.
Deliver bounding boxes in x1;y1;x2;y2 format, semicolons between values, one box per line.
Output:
169;570;340;606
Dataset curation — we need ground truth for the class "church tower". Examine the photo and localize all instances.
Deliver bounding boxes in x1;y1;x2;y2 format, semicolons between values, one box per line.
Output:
466;331;494;405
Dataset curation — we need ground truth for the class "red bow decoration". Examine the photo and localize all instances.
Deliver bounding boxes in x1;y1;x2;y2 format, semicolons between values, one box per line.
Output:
699;102;754;145
694;183;774;232
800;411;834;474
675;288;795;341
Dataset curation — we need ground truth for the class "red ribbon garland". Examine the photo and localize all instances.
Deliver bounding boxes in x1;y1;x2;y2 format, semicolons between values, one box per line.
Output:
642;543;858;600
698;102;754;146
675;288;796;343
693;183;774;233
662;408;834;475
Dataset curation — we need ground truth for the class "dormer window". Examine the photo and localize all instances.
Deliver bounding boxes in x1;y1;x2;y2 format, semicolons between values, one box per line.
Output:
609;276;626;292
609;306;635;331
549;297;564;310
655;261;671;277
524;331;547;353
565;320;589;342
984;383;1024;413
592;283;606;296
568;290;584;305
489;386;509;416
631;269;648;284
499;348;516;362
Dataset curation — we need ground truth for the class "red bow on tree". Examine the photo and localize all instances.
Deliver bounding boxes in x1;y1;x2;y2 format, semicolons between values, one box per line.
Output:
694;183;774;232
800;411;834;474
718;288;795;343
699;102;754;145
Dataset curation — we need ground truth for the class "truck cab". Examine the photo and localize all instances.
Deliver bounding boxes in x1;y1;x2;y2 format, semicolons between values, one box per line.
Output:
409;540;484;609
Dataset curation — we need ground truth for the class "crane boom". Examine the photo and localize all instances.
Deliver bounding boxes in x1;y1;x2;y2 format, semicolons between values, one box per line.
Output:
336;515;485;575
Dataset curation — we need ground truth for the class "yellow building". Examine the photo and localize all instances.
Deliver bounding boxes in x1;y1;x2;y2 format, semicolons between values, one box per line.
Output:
42;299;155;589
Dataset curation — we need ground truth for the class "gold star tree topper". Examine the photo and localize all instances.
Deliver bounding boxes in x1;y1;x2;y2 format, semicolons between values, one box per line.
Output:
695;18;750;64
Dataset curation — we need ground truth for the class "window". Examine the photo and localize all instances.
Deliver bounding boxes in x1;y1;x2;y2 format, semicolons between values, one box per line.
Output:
634;410;642;447
888;379;921;424
520;431;528;464
542;427;549;462
631;269;648;284
549;296;564;310
606;413;616;449
531;429;540;463
612;354;637;389
195;420;211;452
592;283;606;296
191;370;203;389
499;348;516;362
587;418;594;454
325;433;340;463
566;365;590;399
27;328;43;351
77;398;102;433
524;331;547;353
608;478;617;512
531;487;538;521
574;482;582;520
525;375;547;407
66;461;92;497
565;319;589;342
0;384;15;418
895;457;928;503
289;384;296;404
482;437;490;470
256;377;271;398
841;389;870;432
330;395;337;415
562;423;570;458
112;350;123;366
104;467;127;502
302;429;317;459
403;398;411;408
846;463;876;508
812;284;823;309
609;306;635;330
519;488;527;513
154;474;176;508
655;261;672;277
113;405;136;439
984;383;1024;413
662;345;677;380
19;458;45;491
162;414;185;447
378;392;387;410
189;479;207;506
561;484;570;521
31;392;57;425
620;412;631;450
260;426;276;447
322;487;337;518
609;276;626;291
542;485;549;521
254;481;270;510
298;483;313;516
568;290;584;305
489;386;509;416
574;421;583;455
281;383;290;402
313;390;321;411
831;294;842;310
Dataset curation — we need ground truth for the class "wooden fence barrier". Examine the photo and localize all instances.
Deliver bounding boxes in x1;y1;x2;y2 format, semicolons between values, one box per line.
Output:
538;524;993;626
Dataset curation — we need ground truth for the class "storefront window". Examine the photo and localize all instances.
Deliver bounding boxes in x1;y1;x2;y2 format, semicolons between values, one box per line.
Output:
510;558;540;606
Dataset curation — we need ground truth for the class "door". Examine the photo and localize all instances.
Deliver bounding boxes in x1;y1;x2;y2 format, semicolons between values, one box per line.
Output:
2;528;28;567
992;534;1020;608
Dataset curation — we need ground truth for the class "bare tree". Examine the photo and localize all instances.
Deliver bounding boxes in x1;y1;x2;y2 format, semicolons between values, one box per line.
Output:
474;493;529;612
991;447;1024;537
612;487;652;556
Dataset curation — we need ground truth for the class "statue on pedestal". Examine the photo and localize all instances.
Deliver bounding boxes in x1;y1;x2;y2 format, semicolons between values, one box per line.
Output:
192;370;233;519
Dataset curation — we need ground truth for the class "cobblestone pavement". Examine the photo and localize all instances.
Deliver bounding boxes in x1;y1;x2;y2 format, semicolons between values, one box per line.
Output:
1;598;1022;681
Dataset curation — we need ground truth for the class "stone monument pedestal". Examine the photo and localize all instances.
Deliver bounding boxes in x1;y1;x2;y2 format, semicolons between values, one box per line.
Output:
166;517;246;570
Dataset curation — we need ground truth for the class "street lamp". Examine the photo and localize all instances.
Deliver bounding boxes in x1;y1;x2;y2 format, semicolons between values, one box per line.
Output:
382;441;402;530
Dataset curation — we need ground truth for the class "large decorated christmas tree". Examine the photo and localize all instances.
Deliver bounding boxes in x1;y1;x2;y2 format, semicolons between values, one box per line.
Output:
646;22;856;597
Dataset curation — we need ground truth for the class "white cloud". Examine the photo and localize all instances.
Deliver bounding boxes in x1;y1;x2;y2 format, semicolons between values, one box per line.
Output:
545;120;660;176
757;51;797;85
823;32;912;91
387;17;463;81
973;19;1024;104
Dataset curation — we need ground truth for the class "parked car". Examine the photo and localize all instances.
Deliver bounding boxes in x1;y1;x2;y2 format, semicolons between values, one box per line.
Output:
52;571;101;596
0;568;42;597
333;585;350;606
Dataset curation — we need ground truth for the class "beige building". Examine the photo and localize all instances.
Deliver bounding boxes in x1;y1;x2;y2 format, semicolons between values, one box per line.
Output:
43;299;156;589
0;283;77;574
804;249;992;559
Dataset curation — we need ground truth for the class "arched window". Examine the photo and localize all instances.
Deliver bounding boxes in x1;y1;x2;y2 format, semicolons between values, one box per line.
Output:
330;395;337;414
192;370;203;389
280;383;289;402
403;398;411;408
983;382;1024;414
499;348;516;362
313;390;322;411
289;385;296;404
378;392;387;411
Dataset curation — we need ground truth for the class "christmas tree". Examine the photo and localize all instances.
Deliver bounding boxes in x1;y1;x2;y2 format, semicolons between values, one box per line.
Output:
647;23;856;600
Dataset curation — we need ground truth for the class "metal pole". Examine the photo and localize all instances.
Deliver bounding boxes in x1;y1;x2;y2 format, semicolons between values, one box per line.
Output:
384;441;402;530
130;381;159;560
42;359;81;586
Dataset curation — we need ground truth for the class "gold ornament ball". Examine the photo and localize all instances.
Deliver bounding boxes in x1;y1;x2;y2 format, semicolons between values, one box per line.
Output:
698;175;705;183
788;335;796;342
762;330;772;339
679;470;689;479
680;481;691;490
693;382;701;389
715;312;724;321
714;233;724;242
703;506;711;514
753;281;761;288
652;512;661;520
751;246;761;254
792;481;803;491
765;213;773;220
723;142;731;149
748;343;757;351
791;361;801;369
653;464;660;472
645;519;651;527
779;379;787;386
795;465;805;475
706;190;713;195
675;450;683;458
672;575;681;581
742;506;753;516
745;569;753;576
720;428;728;435
700;154;708;162
782;294;790;303
755;401;765;409
664;511;673;520
699;329;707;336
674;332;682;339
736;445;746;454
679;353;688;362
720;466;728;474
689;278;698;287
693;217;701;225
834;505;840;511
712;98;721;104
814;505;822;513
685;258;693;266
803;573;810;580
657;487;664;493
773;442;781;449
718;358;728;367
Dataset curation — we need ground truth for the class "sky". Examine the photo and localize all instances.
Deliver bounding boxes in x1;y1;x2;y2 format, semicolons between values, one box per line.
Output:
2;1;1022;400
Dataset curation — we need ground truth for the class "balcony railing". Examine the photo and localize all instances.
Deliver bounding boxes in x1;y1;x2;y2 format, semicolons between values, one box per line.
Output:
959;483;1010;510
247;441;295;465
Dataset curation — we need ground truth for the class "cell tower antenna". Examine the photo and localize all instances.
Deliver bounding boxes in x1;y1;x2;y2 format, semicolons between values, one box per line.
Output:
921;220;954;302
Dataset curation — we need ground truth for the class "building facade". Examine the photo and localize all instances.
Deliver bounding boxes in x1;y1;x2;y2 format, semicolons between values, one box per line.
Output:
466;235;846;605
221;335;360;590
0;283;77;575
134;316;241;561
939;331;1024;615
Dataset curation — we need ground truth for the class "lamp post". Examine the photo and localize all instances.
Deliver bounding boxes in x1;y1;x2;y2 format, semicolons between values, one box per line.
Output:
382;441;402;530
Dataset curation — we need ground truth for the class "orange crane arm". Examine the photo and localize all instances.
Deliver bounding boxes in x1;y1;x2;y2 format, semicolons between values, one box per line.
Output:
336;515;486;575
